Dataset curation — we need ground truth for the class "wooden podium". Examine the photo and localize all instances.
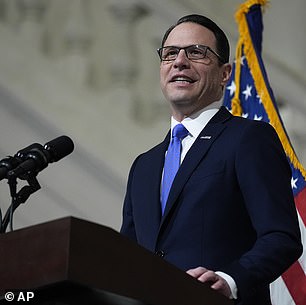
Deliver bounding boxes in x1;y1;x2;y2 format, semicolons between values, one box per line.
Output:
0;217;233;305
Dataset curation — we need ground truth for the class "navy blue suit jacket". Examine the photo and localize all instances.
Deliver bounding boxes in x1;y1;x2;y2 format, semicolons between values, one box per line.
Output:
120;107;302;304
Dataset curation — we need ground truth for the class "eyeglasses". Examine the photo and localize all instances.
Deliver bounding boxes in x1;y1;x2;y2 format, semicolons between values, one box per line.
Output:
157;44;225;64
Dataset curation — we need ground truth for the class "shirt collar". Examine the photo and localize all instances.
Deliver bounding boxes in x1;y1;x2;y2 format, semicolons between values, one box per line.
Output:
170;100;221;138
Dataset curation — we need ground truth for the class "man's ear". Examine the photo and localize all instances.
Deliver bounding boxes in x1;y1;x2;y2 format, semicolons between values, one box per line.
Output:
221;63;232;86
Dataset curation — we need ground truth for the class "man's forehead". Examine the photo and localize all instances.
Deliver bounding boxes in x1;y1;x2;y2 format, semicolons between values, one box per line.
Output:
164;22;216;46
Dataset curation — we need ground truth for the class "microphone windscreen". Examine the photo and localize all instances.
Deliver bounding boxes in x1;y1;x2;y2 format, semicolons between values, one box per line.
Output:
44;136;74;162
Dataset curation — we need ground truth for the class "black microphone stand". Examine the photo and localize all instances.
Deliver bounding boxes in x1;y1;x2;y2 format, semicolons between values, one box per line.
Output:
0;174;41;233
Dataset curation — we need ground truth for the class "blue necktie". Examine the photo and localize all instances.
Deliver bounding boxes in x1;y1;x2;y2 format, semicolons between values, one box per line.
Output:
161;124;189;215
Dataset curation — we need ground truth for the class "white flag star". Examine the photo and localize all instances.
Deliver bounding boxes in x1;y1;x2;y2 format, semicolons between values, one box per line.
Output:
226;80;236;96
291;177;298;189
254;114;263;121
256;94;262;104
240;55;246;66
234;56;246;66
242;85;252;100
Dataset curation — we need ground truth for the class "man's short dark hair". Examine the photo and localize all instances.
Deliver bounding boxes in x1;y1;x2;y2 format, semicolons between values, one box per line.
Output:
161;14;230;64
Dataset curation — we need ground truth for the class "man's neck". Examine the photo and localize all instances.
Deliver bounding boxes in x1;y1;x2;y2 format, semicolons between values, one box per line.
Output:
171;100;222;122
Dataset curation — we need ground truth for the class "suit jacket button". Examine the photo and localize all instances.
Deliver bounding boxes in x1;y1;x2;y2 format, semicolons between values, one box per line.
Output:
155;250;165;258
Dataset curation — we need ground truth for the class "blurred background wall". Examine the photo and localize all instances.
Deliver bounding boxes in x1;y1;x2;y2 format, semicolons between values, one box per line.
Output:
0;0;305;231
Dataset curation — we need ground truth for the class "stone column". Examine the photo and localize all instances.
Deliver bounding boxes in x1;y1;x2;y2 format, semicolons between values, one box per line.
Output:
132;14;169;124
108;0;147;88
17;0;47;50
1;0;19;28
58;0;92;86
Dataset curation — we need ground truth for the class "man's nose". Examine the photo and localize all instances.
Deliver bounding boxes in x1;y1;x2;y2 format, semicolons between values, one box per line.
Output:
173;49;190;69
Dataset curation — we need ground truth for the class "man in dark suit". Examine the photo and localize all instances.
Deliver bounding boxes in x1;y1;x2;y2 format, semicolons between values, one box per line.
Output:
120;14;302;305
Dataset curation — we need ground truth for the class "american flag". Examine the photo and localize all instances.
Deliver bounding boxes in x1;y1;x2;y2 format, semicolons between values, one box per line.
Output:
223;0;306;304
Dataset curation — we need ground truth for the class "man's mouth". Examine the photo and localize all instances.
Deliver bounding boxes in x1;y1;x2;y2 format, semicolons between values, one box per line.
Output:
170;76;195;84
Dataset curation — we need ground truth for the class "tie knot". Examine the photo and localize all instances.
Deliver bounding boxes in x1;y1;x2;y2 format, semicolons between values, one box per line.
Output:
172;124;189;140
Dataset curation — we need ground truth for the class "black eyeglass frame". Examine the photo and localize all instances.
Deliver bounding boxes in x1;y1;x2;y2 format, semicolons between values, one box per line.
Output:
157;44;226;64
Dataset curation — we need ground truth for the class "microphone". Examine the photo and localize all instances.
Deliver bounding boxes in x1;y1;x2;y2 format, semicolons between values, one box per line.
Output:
0;157;20;181
7;136;74;179
0;143;42;181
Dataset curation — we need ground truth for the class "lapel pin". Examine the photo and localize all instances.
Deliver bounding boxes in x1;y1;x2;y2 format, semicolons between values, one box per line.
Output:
200;135;212;140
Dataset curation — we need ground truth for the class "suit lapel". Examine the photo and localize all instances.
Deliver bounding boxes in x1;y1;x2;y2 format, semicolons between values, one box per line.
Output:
160;107;232;226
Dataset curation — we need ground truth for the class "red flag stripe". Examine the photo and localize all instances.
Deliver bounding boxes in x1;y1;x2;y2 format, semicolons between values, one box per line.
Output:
282;261;306;305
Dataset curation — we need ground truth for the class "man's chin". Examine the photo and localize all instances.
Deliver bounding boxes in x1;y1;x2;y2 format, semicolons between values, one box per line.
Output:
170;98;194;107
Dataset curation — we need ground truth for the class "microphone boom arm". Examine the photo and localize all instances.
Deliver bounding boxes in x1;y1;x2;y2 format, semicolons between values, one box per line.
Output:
0;175;41;233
